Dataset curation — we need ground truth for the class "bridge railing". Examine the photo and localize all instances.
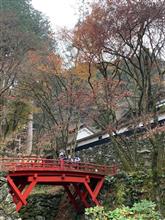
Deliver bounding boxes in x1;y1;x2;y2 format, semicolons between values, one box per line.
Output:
0;157;118;176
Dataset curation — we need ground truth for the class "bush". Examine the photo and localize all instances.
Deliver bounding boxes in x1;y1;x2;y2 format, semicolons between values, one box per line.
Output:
102;172;152;208
85;200;161;220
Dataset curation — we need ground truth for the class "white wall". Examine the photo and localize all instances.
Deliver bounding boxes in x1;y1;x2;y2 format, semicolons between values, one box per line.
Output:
76;128;94;140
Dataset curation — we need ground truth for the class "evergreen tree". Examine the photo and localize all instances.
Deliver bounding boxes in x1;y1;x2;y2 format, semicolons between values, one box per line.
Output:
0;0;54;153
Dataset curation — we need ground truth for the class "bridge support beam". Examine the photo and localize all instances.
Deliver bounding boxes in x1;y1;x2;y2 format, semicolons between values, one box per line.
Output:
16;176;37;211
12;181;27;204
73;184;90;208
7;175;38;212
7;176;27;207
1;157;116;213
63;177;105;211
84;181;99;205
7;175;105;213
64;185;80;212
83;177;104;206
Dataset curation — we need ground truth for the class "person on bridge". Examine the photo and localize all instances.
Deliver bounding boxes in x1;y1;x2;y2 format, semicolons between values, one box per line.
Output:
59;151;68;160
59;152;64;169
74;155;81;163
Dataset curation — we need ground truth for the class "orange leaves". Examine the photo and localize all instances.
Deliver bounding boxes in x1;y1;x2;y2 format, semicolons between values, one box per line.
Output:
73;0;165;63
38;52;62;75
73;8;107;58
74;62;96;79
92;77;131;111
27;50;62;75
27;50;39;63
55;78;90;113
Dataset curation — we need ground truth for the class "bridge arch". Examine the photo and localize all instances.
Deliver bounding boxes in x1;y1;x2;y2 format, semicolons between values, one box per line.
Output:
0;157;117;213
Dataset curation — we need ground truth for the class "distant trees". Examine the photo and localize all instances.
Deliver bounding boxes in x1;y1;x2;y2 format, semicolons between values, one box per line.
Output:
0;0;53;96
0;0;54;153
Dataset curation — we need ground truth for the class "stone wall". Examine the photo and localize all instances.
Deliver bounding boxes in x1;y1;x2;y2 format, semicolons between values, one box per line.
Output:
77;142;116;165
76;139;155;167
19;189;63;220
19;188;84;220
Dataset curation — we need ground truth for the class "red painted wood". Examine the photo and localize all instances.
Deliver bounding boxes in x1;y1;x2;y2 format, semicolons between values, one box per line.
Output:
28;176;86;183
0;157;118;212
81;191;88;205
0;157;115;175
64;185;80;212
93;178;105;199
73;184;90;208
7;176;27;206
16;177;37;211
84;180;100;205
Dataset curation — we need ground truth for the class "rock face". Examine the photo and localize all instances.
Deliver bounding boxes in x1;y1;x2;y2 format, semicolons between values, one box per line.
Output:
19;190;63;220
0;174;21;220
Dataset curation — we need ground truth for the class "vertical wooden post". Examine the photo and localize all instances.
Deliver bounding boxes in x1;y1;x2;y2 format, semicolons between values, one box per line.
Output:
63;185;80;212
73;184;90;208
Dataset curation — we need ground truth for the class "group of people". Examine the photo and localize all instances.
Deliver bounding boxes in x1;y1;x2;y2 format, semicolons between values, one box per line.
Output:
59;152;81;163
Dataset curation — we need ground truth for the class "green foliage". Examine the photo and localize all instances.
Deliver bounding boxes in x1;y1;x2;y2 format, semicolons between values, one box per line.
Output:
100;172;165;218
85;206;109;220
0;0;52;42
7;100;31;131
115;182;126;206
102;172;153;209
0;100;31;139
85;200;161;220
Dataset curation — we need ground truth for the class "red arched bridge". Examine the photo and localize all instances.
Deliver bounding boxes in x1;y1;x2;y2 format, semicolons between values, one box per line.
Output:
0;157;118;213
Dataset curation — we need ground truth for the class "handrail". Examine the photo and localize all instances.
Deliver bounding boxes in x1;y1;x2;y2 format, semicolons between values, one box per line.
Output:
0;157;118;176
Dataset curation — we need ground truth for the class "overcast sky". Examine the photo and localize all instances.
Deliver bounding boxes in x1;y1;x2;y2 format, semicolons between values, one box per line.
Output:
32;0;83;29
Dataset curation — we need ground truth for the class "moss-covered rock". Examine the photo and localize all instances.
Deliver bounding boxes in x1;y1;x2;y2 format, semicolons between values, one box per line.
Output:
19;188;63;220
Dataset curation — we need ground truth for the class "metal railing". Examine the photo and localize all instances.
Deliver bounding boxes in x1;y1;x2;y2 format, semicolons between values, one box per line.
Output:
0;157;118;176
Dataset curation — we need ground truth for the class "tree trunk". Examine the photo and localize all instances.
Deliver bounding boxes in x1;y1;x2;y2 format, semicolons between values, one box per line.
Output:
26;111;33;155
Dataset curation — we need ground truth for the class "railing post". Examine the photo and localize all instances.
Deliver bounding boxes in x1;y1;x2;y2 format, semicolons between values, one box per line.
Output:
60;159;64;170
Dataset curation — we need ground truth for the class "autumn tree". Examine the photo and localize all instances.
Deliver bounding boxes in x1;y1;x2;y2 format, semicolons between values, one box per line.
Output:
22;51;90;157
69;0;165;209
73;0;165;111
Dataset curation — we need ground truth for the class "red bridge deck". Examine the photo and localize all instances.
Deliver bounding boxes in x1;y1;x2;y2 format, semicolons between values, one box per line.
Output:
0;157;118;213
